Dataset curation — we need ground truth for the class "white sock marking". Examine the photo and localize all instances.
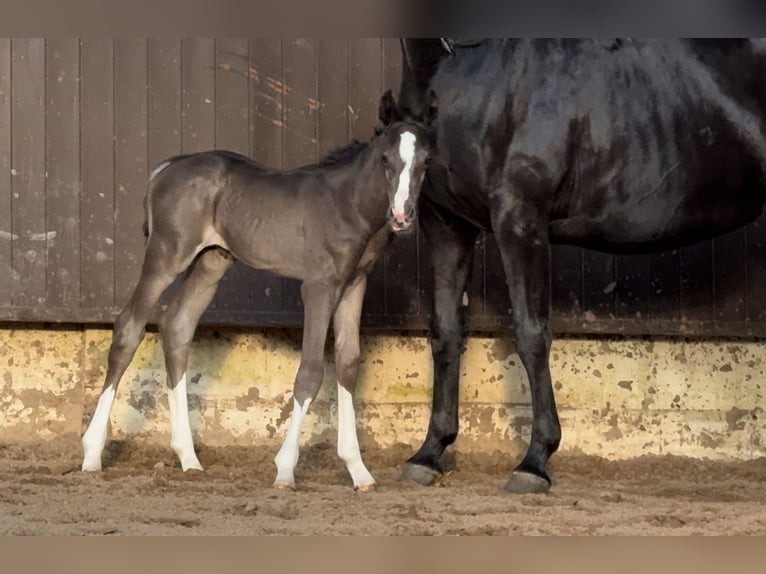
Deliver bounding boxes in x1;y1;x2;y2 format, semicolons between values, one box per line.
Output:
81;386;116;471
168;374;203;471
337;382;375;489
274;398;312;488
393;131;417;216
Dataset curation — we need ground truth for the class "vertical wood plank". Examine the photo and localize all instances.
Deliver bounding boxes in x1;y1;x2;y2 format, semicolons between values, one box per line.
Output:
551;244;583;321
746;215;766;323
680;240;714;323
582;251;615;321
0;40;11;307
11;39;47;308
648;249;681;323
614;254;649;321
246;38;285;314
349;38;385;319
282;38;317;169
45;39;81;310
215;38;250;156
80;39;115;309
114;39;148;309
148;39;182;169
181;38;216;154
249;38;284;168
713;229;746;323
317;39;349;158
212;38;252;315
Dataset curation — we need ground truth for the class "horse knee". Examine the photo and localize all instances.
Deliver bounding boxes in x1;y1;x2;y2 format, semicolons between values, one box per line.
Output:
293;359;325;403
430;316;464;364
514;319;551;367
335;341;360;387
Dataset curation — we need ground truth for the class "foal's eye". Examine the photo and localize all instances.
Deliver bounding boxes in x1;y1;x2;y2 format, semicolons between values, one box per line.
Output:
381;154;389;167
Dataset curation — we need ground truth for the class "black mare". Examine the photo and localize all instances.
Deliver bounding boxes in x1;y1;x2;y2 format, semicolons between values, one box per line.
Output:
397;39;766;493
81;91;437;491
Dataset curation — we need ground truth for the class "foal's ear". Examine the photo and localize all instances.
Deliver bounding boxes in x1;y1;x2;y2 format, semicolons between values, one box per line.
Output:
425;89;439;125
379;89;401;126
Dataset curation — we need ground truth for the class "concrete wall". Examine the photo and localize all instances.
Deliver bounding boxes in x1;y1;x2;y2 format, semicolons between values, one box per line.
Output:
1;325;765;461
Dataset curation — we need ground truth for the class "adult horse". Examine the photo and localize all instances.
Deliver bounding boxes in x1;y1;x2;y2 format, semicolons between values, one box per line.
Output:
81;91;436;491
397;38;766;493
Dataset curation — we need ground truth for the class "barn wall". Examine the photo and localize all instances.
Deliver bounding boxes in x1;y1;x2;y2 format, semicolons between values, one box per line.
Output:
2;325;765;462
2;38;766;336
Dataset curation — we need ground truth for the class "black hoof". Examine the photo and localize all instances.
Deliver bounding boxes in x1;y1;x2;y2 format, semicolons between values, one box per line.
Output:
504;471;551;494
398;462;442;486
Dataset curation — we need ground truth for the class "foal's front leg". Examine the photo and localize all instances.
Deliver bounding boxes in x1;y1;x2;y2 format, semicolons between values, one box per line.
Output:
273;281;337;490
333;275;376;491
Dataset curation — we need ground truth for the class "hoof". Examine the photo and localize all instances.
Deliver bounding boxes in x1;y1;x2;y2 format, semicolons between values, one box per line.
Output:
81;460;102;472
504;471;551;494
354;483;376;493
398;462;442;486
273;482;296;492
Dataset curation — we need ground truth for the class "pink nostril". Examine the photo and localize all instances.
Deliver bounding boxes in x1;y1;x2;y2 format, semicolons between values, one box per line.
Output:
392;208;407;224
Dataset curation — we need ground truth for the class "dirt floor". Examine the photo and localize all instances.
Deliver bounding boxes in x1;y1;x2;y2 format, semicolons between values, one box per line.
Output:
2;438;766;535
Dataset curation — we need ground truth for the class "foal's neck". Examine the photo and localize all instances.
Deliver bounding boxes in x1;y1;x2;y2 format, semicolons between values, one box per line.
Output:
328;141;390;233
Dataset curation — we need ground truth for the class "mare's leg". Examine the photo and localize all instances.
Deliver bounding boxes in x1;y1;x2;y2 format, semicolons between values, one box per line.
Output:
273;281;338;490
81;239;187;471
399;197;479;485
332;275;375;491
490;182;561;494
157;247;234;471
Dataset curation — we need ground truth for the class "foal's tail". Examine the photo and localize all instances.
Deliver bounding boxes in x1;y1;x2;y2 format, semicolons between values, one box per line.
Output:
143;156;185;241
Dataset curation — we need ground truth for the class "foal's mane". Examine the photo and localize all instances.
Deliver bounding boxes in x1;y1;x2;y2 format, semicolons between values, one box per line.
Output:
315;139;370;167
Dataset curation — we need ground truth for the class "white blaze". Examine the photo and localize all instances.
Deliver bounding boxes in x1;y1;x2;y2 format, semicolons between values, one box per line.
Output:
393;131;417;215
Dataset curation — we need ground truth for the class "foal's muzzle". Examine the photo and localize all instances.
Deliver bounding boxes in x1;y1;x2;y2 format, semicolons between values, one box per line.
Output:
390;207;415;233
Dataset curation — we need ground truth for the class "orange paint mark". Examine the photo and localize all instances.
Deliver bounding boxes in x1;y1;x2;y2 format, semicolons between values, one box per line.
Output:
265;76;291;96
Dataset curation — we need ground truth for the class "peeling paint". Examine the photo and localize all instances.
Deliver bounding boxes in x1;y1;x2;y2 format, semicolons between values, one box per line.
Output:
2;327;766;462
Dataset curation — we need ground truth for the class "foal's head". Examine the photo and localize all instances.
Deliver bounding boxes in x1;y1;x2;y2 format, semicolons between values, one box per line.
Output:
375;89;438;233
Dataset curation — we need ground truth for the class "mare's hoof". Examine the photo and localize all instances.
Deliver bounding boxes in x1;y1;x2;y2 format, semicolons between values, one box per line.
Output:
504;471;551;494
398;462;442;486
354;483;376;493
273;482;296;492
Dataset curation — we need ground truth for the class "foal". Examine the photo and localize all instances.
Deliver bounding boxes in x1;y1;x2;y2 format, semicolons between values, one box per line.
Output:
81;90;437;490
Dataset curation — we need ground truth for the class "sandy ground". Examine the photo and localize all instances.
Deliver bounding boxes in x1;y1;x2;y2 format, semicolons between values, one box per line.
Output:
2;439;766;535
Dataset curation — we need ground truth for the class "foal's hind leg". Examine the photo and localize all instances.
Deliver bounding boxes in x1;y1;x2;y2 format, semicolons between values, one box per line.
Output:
333;275;376;491
81;243;185;471
158;247;234;471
